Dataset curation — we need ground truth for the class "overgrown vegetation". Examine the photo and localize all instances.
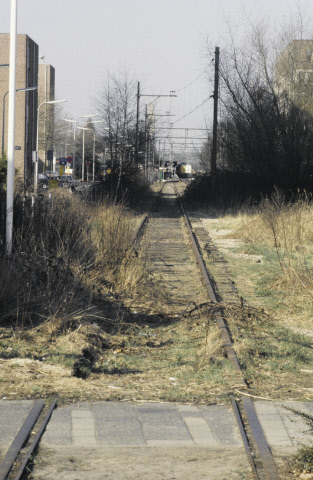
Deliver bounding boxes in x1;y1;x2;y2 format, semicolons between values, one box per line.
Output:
186;187;313;402
1;186;313;405
291;445;313;476
193;188;313;330
183;171;273;209
102;166;154;208
228;189;313;307
192;10;313;207
0;190;147;332
284;409;313;476
223;303;313;398
0;186;240;403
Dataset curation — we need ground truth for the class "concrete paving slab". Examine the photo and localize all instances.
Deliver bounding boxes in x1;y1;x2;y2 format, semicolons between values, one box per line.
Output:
179;416;219;446
3;398;313;471
304;402;313;415
40;432;72;446
0;400;34;461
255;400;313;453
41;406;72;446
199;405;243;447
146;439;194;446
71;409;93;418
38;401;248;450
73;435;97;447
95;413;144;445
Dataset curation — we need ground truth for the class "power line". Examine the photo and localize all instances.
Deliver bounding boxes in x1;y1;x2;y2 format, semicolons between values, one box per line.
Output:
157;127;209;131
172;97;211;125
156;136;206;140
175;68;207;93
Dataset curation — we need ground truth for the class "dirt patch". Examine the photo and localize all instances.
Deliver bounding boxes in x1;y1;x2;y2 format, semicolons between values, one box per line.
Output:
31;446;252;480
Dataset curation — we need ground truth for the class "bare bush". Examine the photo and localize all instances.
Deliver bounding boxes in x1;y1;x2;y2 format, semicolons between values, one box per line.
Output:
0;191;147;331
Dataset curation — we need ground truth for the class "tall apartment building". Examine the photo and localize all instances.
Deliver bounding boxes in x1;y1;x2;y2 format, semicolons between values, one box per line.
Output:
38;63;55;172
276;39;313;114
0;34;38;187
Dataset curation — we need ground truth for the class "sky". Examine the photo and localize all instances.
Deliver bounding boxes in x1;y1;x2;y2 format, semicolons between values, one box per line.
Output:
0;0;310;154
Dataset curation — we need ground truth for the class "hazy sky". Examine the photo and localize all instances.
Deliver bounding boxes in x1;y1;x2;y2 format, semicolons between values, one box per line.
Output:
0;0;310;142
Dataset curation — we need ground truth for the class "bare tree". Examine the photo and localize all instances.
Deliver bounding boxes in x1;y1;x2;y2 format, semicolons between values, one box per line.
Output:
205;9;313;191
95;70;144;200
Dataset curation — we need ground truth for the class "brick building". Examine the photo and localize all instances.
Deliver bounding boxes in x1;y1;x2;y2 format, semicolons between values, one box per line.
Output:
38;63;55;172
276;39;313;115
0;34;38;187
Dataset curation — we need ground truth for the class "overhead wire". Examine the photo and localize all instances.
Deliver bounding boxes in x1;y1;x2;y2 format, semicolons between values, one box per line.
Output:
149;69;211;149
175;68;207;93
172;97;211;125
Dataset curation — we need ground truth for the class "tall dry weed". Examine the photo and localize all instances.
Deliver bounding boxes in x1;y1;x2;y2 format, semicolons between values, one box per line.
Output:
92;204;152;299
0;191;95;328
235;189;313;296
93;204;134;267
0;191;148;331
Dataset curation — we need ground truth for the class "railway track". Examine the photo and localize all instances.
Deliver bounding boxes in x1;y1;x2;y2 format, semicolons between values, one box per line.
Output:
0;180;284;479
143;181;281;480
0;399;57;480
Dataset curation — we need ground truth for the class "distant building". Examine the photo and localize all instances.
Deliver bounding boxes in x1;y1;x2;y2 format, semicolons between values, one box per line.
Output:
38;63;55;172
0;33;38;187
276;39;313;114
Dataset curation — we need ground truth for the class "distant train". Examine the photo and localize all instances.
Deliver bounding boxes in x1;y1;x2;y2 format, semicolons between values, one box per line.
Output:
176;163;194;179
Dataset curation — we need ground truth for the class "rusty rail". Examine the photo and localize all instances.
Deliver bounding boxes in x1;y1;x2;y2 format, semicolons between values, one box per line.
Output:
0;399;57;480
174;185;281;480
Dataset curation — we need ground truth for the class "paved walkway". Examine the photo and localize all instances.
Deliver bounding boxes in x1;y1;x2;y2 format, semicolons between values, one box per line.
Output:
0;400;34;457
1;400;313;479
255;400;313;455
41;402;243;448
1;399;312;454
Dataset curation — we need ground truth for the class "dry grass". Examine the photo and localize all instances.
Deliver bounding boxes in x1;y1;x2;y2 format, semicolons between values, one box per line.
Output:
190;195;313;402
217;190;313;317
0;309;239;404
236;190;313;248
0;187;238;405
220;302;313;400
0;190;148;334
2;185;313;407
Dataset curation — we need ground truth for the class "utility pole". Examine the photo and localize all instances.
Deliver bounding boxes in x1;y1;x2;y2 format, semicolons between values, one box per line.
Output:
135;81;140;163
158;139;161;183
135;85;177;169
211;46;220;193
144;104;148;180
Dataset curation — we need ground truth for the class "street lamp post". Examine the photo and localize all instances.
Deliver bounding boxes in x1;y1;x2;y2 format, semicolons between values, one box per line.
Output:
35;99;66;194
2;86;37;156
78;123;106;182
78;127;95;183
6;0;18;256
78;120;105;181
64;114;100;180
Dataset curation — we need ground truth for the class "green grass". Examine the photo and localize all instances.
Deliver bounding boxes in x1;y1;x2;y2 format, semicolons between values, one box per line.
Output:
227;305;313;397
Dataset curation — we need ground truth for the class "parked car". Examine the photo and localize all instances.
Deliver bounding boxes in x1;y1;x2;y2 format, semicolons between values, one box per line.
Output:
45;171;58;179
57;175;74;187
38;173;49;189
